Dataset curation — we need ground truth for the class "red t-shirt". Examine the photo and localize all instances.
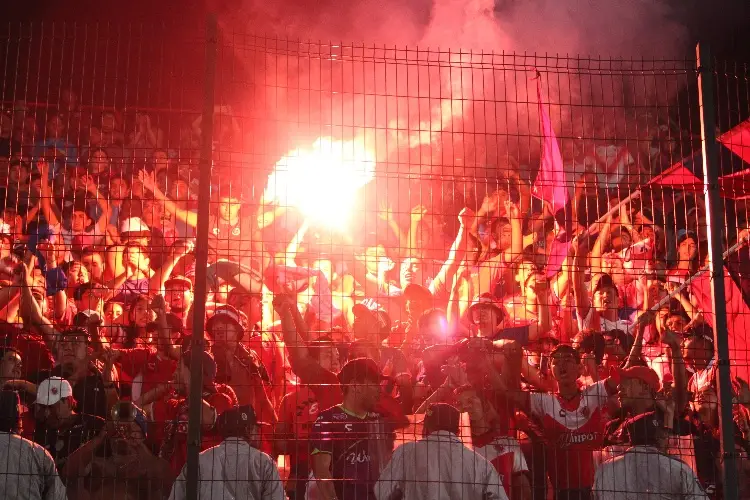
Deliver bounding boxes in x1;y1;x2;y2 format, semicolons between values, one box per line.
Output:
148;390;234;474
117;347;177;401
1;325;54;377
473;432;529;497
529;381;610;491
279;385;321;480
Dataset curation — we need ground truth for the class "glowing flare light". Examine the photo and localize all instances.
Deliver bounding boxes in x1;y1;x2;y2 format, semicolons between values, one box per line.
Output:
263;137;376;230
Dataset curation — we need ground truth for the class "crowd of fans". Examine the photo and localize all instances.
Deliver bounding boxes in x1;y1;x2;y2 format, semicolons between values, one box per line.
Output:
0;87;749;500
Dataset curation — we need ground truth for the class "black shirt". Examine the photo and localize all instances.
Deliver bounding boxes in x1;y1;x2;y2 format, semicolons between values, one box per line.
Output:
33;413;104;470
33;365;109;420
310;405;395;500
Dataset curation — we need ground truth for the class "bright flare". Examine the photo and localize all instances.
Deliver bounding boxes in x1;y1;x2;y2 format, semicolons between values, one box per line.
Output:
264;137;376;229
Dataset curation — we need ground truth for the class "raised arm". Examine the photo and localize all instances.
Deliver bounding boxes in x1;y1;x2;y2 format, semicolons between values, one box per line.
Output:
431;208;473;296
141;171;198;228
571;236;592;323
83;175;110;235
378;201;409;254
590;211;613;275
285;219;310;267
37;160;59;227
149;240;194;297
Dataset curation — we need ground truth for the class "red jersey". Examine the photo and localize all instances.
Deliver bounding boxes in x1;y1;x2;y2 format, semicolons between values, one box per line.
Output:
117;347;177;401
529;381;610;491
148;390;234;474
0;325;54;377
473;432;529;497
246;329;293;407
279;385;322;485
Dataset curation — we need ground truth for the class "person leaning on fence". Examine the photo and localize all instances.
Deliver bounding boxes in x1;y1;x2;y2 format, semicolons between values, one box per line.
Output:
593;412;708;500
0;389;67;500
168;404;284;500
374;402;508;500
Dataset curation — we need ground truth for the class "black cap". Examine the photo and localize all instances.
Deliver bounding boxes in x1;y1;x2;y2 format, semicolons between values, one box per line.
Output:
352;304;392;337
591;272;617;293
618;411;666;446
423;403;461;435
550;344;581;364
216;405;266;438
337;357;384;385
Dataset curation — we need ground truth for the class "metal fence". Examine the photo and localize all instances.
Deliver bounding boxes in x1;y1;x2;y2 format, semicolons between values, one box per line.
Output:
1;15;749;500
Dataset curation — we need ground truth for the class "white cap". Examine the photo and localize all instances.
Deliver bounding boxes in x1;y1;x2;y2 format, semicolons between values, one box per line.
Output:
35;377;73;406
120;217;150;234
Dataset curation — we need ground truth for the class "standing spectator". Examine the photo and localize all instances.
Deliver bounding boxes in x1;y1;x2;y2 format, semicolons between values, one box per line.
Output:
207;305;276;424
143;349;235;475
32;327;112;419
496;343;618;500
169;405;284;500
32;377;105;471
375;402;508;500
0;390;67;500
309;357;397;500
593;412;708;499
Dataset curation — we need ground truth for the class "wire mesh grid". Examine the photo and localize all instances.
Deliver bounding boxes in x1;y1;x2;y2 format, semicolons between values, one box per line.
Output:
0;19;748;500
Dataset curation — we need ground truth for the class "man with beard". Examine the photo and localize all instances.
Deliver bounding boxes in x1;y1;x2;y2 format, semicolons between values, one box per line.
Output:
206;305;277;425
64;400;174;500
309;358;393;500
32;376;104;471
32;327;113;419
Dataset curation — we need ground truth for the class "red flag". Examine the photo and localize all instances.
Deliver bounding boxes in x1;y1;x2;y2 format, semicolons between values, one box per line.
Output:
719;118;750;166
533;79;569;214
648;163;750;199
690;267;750;383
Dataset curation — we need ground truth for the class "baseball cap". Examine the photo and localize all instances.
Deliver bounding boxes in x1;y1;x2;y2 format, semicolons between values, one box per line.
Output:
120;217;150;235
591;273;617;293
216;405;269;438
403;283;433;304
423;403;461;434
206;305;248;334
619;366;661;393
676;229;698;246
35;377;73;406
164;275;193;291
337;357;385;385
468;293;506;324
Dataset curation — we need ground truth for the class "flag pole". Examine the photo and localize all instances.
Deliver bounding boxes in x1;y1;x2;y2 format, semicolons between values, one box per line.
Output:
578;189;642;238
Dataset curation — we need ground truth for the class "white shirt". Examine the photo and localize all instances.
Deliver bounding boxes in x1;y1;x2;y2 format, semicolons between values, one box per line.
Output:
593;445;708;500
0;432;67;500
578;308;633;336
169;438;285;500
374;430;509;500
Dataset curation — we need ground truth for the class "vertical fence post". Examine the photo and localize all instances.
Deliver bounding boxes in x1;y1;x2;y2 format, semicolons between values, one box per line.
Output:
696;42;739;499
185;13;218;500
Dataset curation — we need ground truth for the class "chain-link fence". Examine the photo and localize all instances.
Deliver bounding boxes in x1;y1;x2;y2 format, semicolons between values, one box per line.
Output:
0;16;749;500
